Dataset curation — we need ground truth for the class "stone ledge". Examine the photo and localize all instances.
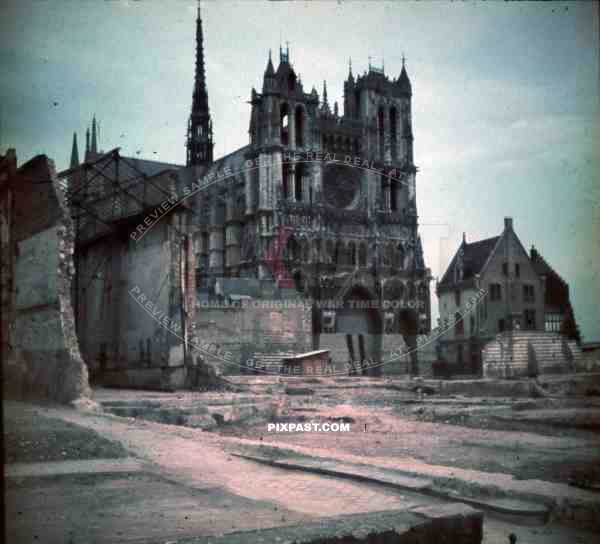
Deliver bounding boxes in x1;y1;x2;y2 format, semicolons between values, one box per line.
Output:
177;504;483;543
234;453;550;525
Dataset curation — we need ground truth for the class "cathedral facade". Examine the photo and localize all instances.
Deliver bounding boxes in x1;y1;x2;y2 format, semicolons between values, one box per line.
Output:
186;7;432;375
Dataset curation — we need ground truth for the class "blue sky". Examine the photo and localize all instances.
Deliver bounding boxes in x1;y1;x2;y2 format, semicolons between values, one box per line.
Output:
2;1;598;341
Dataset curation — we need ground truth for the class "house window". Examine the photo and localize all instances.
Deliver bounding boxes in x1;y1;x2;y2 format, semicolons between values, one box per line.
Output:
490;283;502;301
502;262;508;276
524;309;536;330
523;284;535;303
455;311;464;336
545;313;562;332
515;263;520;278
498;318;506;332
454;290;461;307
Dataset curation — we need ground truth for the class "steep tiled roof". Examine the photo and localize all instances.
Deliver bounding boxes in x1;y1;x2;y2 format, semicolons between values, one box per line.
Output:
438;236;500;288
530;248;567;287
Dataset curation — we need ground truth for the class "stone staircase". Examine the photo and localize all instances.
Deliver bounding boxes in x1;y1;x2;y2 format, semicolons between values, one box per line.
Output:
251;351;296;372
482;331;582;378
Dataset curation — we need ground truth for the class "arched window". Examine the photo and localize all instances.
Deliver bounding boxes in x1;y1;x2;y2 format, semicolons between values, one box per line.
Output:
359;243;367;266
385;243;394;266
293;270;303;292
301;240;309;261
348;241;356;266
286;237;298;261
390;180;399;211
294;163;304;202
327;239;335;263
295;106;304;148
377;107;385;158
380;173;388;210
389;106;397;155
282;162;290;200
280;103;290;146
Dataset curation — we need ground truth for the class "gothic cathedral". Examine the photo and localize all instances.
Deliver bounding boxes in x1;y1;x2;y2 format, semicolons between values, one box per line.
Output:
187;6;432;374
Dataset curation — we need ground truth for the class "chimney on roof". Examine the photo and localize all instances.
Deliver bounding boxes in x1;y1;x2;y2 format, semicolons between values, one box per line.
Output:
462;232;466;245
530;245;538;259
504;217;513;231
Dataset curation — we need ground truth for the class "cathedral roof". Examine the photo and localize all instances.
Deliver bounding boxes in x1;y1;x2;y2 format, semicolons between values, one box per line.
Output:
122;156;183;177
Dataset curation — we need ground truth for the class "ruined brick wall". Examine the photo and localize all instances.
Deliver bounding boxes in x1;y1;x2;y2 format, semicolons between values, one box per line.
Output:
4;155;90;403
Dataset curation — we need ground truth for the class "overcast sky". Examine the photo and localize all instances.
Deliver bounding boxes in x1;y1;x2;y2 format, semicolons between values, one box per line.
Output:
2;0;598;341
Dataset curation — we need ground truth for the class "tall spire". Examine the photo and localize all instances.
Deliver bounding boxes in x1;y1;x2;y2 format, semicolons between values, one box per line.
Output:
321;80;331;114
70;132;79;168
91;115;98;154
265;48;274;76
85;127;90;155
187;0;213;166
193;1;207;100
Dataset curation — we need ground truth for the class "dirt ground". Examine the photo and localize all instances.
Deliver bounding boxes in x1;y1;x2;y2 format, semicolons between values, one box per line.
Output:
216;379;600;489
4;374;600;543
3;407;128;463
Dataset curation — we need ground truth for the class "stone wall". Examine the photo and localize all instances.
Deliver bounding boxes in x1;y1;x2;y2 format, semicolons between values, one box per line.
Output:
482;330;580;378
3;154;90;403
195;299;312;375
187;504;483;543
0;150;17;379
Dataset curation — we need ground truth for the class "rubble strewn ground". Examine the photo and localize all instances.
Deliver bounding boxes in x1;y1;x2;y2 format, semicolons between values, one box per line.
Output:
4;373;600;543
